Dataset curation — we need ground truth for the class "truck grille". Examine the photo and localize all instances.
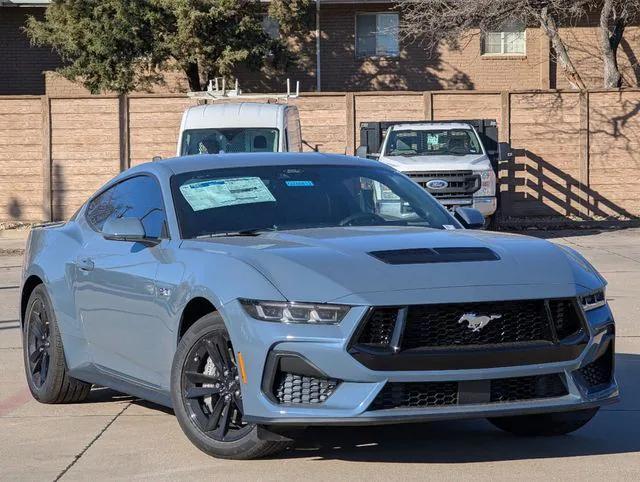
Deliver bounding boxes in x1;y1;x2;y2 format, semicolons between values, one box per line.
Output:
406;171;480;199
369;374;568;410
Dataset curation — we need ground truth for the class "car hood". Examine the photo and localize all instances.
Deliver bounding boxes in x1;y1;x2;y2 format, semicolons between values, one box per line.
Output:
379;154;491;173
181;227;604;304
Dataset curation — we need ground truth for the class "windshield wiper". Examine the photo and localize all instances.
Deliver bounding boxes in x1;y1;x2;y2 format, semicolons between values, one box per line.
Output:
196;227;278;239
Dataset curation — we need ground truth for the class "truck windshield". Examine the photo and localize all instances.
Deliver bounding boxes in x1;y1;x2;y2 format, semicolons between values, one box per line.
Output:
171;164;458;239
180;128;279;155
385;129;481;157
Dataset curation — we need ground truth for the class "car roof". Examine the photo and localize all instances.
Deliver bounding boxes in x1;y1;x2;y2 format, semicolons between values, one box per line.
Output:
182;103;288;129
124;152;384;178
390;122;473;131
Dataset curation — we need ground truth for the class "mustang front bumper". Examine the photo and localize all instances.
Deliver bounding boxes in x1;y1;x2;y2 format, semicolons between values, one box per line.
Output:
221;296;618;427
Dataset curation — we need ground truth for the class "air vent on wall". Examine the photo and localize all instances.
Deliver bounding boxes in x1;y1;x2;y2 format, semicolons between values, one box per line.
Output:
369;247;500;265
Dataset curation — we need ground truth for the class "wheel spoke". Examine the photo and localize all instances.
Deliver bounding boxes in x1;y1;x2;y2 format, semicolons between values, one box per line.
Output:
185;386;220;399
214;403;232;438
213;336;232;370
29;348;44;365
31;352;43;374
40;352;49;381
30;321;44;340
204;397;225;432
203;338;224;370
184;371;218;385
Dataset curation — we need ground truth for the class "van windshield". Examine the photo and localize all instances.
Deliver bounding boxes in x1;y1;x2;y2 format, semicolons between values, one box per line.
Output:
180;128;279;155
385;129;481;157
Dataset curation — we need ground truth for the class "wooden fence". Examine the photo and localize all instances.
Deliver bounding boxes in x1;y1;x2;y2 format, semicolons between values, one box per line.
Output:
1;90;640;222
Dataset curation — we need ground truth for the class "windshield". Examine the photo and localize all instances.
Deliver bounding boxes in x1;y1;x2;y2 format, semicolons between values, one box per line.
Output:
180;128;279;155
385;129;482;157
171;164;458;238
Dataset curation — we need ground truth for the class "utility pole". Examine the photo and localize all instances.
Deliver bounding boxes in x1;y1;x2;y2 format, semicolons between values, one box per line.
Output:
316;0;321;92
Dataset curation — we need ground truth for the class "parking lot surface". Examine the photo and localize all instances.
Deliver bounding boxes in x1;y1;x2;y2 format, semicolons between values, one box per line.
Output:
1;228;639;481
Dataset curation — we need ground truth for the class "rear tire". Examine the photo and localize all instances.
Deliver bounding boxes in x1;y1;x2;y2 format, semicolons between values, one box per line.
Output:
171;313;288;459
488;407;599;436
22;284;91;404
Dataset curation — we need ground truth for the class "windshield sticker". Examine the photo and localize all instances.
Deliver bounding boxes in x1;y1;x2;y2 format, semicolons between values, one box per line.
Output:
285;180;314;187
426;133;440;146
179;177;275;211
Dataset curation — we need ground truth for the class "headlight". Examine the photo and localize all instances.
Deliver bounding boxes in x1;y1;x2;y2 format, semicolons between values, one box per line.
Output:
473;169;496;196
580;289;606;312
240;299;350;324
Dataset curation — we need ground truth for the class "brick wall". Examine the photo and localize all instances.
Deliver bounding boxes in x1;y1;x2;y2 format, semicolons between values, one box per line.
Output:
0;8;61;95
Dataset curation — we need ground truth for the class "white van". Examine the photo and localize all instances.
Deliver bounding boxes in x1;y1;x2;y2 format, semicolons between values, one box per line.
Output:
177;103;303;156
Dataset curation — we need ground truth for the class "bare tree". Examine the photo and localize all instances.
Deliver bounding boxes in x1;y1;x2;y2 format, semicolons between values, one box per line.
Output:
396;0;590;90
595;0;640;88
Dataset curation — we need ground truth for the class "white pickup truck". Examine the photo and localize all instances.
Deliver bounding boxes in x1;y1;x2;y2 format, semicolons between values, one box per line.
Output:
177;102;303;156
358;120;504;219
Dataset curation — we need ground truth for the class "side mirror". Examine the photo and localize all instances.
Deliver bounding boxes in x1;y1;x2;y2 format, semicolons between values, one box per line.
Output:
498;142;513;162
454;207;486;230
355;145;368;158
152;156;162;162
103;217;160;245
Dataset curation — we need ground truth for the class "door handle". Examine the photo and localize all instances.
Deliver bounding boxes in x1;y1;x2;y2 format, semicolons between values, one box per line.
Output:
76;257;94;272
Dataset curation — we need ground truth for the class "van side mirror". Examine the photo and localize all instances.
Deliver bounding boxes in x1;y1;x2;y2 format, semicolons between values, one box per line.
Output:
356;145;368;158
454;207;486;230
103;217;160;245
498;142;513;162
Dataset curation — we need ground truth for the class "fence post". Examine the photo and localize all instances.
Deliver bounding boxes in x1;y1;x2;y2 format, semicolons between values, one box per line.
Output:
579;91;590;218
423;92;434;120
41;95;52;222
499;91;512;219
345;92;355;155
118;94;130;171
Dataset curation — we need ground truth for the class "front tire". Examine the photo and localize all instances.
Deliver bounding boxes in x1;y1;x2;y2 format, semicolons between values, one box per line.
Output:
22;284;91;403
488;407;599;436
171;313;288;459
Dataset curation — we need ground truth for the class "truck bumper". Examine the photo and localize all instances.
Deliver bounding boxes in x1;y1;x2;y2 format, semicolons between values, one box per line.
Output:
472;196;497;217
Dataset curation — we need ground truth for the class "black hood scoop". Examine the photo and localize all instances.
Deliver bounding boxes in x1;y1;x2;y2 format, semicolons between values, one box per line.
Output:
369;247;500;265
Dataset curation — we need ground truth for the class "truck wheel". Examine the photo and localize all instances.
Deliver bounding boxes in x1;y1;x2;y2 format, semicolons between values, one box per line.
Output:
171;313;289;459
488;408;599;436
22;284;92;403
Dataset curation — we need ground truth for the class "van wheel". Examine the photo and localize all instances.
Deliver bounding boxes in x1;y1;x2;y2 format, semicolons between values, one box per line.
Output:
171;313;288;459
488;408;599;436
22;284;92;403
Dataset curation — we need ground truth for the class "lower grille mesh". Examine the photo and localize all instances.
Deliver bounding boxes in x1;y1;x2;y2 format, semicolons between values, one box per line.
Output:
578;345;613;390
369;374;568;410
274;372;338;404
490;374;568;403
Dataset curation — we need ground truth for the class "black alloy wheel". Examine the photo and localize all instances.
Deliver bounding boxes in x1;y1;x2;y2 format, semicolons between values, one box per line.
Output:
26;297;52;388
181;331;252;442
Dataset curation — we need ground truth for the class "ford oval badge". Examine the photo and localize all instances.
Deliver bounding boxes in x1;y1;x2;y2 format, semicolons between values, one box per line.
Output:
426;179;448;190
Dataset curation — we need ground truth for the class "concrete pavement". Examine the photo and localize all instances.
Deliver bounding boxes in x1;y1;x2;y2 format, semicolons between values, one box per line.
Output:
0;227;639;481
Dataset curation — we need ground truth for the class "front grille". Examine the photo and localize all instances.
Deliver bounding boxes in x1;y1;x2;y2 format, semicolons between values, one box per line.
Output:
490;374;568;402
402;300;553;350
357;308;397;347
577;345;613;390
273;372;339;404
369;382;459;410
369;374;567;410
354;299;584;351
406;171;480;199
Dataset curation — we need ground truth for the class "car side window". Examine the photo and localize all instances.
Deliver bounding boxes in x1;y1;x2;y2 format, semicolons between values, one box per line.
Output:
86;175;168;238
109;176;168;239
86;184;118;231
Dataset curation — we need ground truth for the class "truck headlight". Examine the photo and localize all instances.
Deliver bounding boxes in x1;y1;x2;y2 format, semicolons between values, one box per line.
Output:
473;170;496;196
240;299;350;324
579;289;606;312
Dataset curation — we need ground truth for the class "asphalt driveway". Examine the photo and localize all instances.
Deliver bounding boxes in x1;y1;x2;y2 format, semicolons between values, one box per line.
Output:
1;228;639;481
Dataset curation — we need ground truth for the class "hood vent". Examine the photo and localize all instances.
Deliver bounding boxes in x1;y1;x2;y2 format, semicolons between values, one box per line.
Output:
369;247;500;265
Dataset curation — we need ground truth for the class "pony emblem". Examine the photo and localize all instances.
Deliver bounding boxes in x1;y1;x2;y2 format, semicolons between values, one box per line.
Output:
458;313;502;332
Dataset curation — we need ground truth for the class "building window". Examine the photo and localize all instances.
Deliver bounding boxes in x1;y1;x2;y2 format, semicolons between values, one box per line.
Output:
482;21;526;55
356;13;400;58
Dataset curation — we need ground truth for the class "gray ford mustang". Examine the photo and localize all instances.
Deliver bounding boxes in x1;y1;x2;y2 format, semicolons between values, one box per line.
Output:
21;153;618;459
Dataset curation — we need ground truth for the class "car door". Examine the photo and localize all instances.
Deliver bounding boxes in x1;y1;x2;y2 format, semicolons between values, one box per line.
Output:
74;175;172;388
